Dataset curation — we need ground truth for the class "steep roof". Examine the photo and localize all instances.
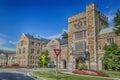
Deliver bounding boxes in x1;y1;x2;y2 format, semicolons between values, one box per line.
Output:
99;27;114;35
57;39;68;45
0;47;16;54
24;33;50;44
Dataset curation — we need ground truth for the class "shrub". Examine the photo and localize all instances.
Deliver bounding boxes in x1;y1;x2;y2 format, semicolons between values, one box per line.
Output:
78;63;88;70
12;63;19;66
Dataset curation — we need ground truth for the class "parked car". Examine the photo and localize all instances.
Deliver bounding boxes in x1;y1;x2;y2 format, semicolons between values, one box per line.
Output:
48;61;56;68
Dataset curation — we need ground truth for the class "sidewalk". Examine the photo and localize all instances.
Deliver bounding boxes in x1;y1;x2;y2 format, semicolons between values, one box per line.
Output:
62;72;120;80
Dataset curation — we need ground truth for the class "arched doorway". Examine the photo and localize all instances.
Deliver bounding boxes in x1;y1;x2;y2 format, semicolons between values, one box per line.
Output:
75;56;85;69
62;59;66;69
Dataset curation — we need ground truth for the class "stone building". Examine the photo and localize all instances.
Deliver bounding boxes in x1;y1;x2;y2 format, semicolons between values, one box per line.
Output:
0;48;16;66
16;33;49;67
45;38;68;69
16;34;68;69
68;3;120;70
16;3;119;70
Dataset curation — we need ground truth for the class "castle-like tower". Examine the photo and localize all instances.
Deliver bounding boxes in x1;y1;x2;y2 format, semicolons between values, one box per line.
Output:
68;3;108;70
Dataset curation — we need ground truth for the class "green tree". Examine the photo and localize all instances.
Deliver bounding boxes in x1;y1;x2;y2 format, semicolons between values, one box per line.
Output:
113;10;120;35
61;31;68;39
38;50;50;67
103;44;120;70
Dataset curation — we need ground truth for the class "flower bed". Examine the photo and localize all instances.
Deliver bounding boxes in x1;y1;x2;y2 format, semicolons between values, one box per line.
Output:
90;70;108;77
72;69;108;77
72;69;89;75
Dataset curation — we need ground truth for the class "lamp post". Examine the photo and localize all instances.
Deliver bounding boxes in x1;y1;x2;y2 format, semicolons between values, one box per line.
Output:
85;52;90;70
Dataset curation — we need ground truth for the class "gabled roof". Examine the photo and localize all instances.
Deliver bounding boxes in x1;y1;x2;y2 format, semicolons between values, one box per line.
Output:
99;27;114;35
24;33;50;44
57;38;68;45
0;47;16;54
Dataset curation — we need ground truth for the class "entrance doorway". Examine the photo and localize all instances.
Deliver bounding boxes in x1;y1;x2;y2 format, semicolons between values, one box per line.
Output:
75;56;84;69
62;59;66;69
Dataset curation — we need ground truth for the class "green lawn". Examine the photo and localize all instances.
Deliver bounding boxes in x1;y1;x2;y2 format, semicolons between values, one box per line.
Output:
32;71;113;80
101;70;120;79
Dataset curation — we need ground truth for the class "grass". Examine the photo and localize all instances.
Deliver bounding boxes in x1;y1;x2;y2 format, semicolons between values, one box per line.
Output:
32;71;113;80
101;70;120;79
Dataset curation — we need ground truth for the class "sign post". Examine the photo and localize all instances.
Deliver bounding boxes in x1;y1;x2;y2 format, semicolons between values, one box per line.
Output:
54;49;61;80
41;54;46;71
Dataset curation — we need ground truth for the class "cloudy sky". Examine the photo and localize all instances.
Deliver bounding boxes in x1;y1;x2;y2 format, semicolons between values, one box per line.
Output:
0;0;120;48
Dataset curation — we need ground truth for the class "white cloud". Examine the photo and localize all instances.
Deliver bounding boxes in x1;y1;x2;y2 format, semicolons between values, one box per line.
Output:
47;34;62;39
0;38;6;46
0;33;7;46
105;10;116;26
8;41;17;45
62;28;68;33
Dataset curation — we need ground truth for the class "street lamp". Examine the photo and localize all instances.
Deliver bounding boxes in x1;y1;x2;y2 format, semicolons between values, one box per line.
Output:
85;52;90;70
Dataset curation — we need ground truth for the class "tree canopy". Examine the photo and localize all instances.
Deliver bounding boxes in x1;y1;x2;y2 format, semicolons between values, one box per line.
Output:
61;31;68;39
103;44;120;70
38;50;50;67
113;9;120;35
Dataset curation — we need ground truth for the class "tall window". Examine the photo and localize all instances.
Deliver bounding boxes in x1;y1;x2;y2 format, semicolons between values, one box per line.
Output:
23;48;26;53
32;41;34;45
37;50;40;54
37;43;40;46
75;42;86;51
75;30;86;40
19;49;21;54
84;21;86;26
21;41;24;46
31;49;34;54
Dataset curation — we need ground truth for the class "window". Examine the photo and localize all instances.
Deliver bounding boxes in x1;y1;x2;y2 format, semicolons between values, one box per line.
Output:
98;45;102;51
75;42;86;51
75;31;86;40
19;49;21;54
84;21;86;26
62;44;68;50
106;37;114;44
32;41;34;45
21;41;24;46
31;49;34;54
37;50;40;54
37;43;40;46
23;48;26;53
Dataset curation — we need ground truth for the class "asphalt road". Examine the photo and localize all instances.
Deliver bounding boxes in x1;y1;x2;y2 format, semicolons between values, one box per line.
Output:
0;72;35;80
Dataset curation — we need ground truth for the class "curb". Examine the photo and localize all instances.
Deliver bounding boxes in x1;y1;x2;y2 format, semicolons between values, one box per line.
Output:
30;72;45;80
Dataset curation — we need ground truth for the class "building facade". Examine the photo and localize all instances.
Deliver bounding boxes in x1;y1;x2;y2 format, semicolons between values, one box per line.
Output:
16;34;49;67
68;3;119;70
0;49;16;66
16;3;120;70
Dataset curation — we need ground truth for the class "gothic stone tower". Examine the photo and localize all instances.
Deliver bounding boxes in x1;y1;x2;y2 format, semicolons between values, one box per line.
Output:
68;3;108;70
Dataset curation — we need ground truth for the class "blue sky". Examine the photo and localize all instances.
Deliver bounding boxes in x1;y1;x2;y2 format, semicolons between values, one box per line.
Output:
0;0;120;48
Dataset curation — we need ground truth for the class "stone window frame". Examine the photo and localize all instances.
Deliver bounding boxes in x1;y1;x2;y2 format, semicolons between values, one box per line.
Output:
74;30;86;40
106;37;115;44
31;48;35;54
23;48;26;54
21;40;24;46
